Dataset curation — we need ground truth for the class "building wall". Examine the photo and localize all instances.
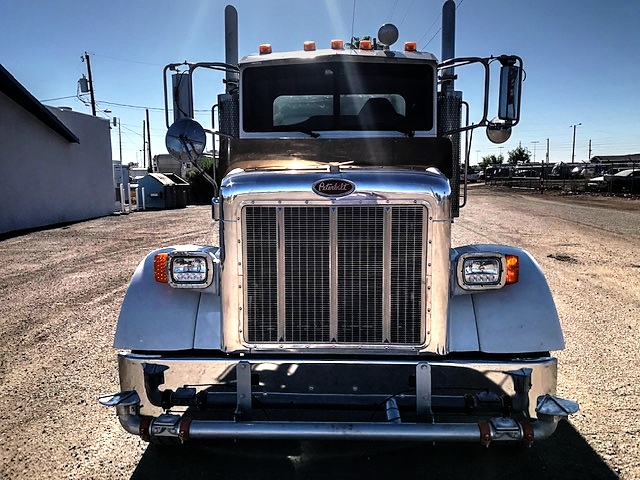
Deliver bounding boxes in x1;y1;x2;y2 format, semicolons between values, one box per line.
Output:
0;95;114;234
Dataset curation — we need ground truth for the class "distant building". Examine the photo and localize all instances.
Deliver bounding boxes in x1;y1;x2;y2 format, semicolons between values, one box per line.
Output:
0;64;114;235
153;153;194;178
591;153;640;164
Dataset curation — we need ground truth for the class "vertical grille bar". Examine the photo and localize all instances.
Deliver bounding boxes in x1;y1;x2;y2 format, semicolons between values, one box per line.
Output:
382;206;392;343
329;207;339;342
244;205;425;345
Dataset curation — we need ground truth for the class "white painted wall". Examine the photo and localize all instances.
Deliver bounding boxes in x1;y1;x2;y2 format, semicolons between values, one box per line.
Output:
0;95;114;234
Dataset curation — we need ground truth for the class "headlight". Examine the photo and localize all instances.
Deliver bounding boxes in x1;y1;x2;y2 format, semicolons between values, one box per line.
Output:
154;251;217;289
457;253;519;291
171;256;208;284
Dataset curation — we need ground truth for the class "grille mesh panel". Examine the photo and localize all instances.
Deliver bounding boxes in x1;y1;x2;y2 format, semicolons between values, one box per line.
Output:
245;207;278;342
337;207;384;343
284;207;331;342
391;207;424;343
244;205;425;345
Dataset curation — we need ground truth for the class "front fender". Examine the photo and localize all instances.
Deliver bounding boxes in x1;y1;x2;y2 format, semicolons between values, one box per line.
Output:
114;245;222;351
448;245;565;354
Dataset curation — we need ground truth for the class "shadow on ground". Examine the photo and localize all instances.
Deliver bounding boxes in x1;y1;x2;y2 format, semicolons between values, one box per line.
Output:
130;421;616;480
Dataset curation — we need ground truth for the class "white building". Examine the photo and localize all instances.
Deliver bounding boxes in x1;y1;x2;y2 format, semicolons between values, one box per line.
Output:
0;64;114;235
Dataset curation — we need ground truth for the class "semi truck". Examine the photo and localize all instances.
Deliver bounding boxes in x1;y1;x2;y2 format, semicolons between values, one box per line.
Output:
101;2;578;445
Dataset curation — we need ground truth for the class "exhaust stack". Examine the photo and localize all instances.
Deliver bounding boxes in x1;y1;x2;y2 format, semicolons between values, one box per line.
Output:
225;5;239;92
441;0;456;92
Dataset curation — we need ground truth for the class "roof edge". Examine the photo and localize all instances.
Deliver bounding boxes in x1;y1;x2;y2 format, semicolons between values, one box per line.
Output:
0;64;80;143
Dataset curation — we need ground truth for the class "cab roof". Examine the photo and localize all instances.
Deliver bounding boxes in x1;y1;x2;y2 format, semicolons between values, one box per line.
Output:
240;47;438;67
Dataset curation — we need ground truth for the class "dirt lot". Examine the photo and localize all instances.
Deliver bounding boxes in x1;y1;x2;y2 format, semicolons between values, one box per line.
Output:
1;187;639;479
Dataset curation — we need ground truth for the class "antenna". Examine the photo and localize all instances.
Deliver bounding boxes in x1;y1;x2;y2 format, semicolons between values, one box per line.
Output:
350;0;356;44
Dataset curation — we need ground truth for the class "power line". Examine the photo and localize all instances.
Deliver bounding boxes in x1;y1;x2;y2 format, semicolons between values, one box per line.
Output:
98;100;164;111
387;0;400;20
90;52;163;67
41;95;77;102
398;0;417;28
420;0;465;50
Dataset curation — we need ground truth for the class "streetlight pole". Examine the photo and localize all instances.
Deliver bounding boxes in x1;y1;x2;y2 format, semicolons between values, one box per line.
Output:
113;117;123;163
570;123;581;163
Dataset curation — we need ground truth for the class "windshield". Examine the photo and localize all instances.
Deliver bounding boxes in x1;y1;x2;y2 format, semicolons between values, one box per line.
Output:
242;60;434;134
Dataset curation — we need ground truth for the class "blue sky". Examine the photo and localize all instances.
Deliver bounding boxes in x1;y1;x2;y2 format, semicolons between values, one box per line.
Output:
2;0;639;166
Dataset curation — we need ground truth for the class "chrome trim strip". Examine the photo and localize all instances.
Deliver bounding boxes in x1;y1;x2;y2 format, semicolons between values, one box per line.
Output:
329;206;338;342
382;206;392;343
276;206;286;341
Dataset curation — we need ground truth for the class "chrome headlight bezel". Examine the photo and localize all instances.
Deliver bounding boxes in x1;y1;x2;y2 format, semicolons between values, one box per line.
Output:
456;253;508;291
166;251;217;289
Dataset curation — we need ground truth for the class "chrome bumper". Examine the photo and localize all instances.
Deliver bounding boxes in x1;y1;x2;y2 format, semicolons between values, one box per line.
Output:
100;354;578;445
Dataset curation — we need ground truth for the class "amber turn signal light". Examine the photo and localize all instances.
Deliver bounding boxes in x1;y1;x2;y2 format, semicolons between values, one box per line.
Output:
505;255;520;285
154;253;169;283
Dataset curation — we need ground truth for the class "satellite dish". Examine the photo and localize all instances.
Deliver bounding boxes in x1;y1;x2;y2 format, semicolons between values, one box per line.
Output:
378;23;399;47
165;118;206;162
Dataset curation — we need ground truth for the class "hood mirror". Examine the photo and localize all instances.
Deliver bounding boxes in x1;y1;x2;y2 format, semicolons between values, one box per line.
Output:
486;119;512;144
165;118;206;163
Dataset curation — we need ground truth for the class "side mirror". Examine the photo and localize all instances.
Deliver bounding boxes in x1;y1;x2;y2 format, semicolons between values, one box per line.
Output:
171;72;194;123
498;63;522;123
165;118;206;163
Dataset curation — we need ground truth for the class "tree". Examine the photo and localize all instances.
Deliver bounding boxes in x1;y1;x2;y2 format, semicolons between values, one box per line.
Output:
478;153;504;170
185;155;216;204
508;145;531;165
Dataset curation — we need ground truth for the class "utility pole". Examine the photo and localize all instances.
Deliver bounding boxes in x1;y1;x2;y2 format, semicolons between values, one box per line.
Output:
146;109;152;172
546;138;550;164
142;120;146;169
531;140;539;163
570;123;581;163
82;52;96;116
588;139;592;160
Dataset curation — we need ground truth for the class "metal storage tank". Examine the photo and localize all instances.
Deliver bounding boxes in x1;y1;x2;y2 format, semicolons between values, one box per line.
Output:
136;173;190;209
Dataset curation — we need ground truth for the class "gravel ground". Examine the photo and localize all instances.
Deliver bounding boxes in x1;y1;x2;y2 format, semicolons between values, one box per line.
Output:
0;187;638;479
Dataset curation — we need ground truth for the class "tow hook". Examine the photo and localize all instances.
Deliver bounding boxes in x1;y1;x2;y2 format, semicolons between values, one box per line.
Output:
478;394;579;447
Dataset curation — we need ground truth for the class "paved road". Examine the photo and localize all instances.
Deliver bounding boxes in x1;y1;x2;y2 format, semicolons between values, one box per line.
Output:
0;188;638;479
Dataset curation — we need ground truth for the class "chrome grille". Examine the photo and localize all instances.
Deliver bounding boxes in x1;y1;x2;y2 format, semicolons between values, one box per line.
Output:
244;205;425;345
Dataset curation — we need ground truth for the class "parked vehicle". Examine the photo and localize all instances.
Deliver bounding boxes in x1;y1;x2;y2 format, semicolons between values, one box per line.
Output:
100;2;578;446
586;175;608;192
604;168;640;193
460;167;480;183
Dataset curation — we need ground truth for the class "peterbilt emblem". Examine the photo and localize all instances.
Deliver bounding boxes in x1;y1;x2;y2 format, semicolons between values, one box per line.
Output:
312;179;355;197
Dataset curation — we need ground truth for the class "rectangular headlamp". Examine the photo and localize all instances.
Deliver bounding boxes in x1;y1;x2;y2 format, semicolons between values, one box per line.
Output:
456;253;519;291
154;251;216;289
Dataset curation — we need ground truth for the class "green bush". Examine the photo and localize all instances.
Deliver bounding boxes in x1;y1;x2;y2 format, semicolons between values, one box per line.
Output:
185;156;216;204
